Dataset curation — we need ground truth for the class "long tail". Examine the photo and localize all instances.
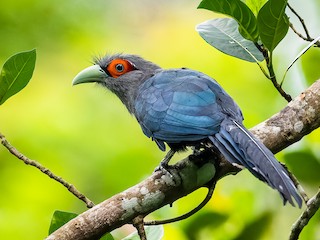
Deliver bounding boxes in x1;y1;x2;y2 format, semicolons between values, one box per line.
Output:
209;118;302;207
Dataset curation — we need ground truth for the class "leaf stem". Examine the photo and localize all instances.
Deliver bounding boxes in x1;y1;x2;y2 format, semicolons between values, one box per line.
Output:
266;52;292;102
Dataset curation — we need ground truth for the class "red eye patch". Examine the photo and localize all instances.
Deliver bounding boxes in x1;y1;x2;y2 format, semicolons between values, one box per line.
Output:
106;59;136;78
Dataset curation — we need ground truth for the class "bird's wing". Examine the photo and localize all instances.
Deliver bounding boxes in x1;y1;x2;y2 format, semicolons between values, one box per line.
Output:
134;69;227;146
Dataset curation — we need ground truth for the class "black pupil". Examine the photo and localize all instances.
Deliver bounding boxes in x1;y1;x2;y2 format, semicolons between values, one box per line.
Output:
115;64;124;72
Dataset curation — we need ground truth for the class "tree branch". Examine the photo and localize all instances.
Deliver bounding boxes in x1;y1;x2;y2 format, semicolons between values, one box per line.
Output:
46;80;320;240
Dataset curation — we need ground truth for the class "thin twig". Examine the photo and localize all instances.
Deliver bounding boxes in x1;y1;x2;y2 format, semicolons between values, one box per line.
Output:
145;181;216;225
289;189;320;240
0;132;95;208
287;3;311;39
289;23;320;48
287;3;320;47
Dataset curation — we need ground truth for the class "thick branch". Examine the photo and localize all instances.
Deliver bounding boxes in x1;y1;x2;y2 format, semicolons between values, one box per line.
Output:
46;80;320;240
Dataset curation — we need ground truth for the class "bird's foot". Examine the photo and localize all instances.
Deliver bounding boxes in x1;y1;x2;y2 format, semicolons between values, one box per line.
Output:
154;163;173;178
154;150;176;178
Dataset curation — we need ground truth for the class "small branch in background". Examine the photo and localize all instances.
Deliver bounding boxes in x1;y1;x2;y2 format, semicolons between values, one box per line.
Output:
287;3;311;39
0;133;95;208
287;3;320;47
145;181;216;226
289;189;320;240
132;216;147;240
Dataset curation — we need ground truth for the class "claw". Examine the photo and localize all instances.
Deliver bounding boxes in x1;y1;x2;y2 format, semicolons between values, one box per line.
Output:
154;149;176;177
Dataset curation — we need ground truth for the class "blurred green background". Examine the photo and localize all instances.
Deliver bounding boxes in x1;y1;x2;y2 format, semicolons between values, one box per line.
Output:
0;0;320;239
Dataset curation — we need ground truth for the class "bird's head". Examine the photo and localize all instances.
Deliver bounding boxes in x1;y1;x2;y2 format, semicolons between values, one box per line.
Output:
72;53;161;113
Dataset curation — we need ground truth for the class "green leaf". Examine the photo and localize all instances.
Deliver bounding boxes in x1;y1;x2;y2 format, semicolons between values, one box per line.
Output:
122;226;164;240
48;210;78;234
244;0;267;16
100;233;115;240
198;0;259;41
257;0;289;51
0;49;36;105
196;18;264;62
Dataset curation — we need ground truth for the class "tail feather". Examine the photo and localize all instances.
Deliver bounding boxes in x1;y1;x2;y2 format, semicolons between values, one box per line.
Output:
209;118;302;207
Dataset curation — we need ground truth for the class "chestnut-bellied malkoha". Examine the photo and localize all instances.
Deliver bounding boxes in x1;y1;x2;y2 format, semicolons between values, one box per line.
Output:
72;53;302;207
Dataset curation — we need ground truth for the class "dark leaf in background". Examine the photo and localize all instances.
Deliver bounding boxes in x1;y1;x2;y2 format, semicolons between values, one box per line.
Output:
184;211;228;240
232;212;272;240
196;18;264;62
0;49;36;105
284;151;320;185
257;0;289;52
198;0;259;42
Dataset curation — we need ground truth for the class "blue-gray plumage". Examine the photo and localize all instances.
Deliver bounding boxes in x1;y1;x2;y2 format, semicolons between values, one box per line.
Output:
72;53;302;207
135;69;239;151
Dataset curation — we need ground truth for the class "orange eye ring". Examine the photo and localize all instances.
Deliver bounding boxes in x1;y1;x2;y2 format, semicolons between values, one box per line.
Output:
106;59;136;78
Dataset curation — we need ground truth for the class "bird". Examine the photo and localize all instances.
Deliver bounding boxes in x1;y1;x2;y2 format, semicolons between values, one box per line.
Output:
72;53;302;207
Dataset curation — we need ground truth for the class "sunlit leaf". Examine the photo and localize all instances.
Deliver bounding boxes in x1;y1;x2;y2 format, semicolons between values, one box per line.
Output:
122;226;164;240
48;210;78;234
198;0;259;41
0;49;36;105
245;0;267;16
257;0;289;51
196;18;264;62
